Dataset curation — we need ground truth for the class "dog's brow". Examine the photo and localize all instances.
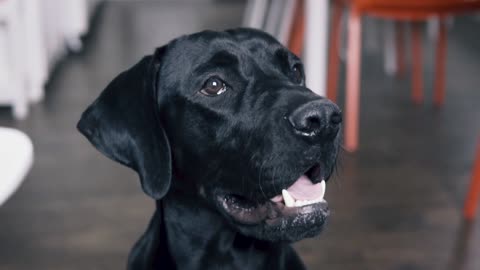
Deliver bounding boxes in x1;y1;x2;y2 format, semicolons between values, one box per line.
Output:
209;51;239;65
194;50;240;72
275;48;298;64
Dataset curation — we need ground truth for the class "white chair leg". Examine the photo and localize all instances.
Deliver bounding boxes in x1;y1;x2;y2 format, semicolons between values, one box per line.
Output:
13;100;28;120
21;0;47;102
42;0;68;68
4;0;29;120
364;17;379;53
304;0;330;96
276;0;296;46
63;0;87;52
264;0;285;37
427;18;439;40
66;35;83;52
242;0;269;29
383;21;396;76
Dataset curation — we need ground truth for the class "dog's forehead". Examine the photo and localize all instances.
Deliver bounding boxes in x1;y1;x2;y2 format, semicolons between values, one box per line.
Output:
164;29;288;68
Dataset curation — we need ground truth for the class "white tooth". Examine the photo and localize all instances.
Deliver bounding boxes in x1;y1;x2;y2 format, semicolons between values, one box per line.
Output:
282;189;295;207
295;200;304;207
297;200;315;207
318;180;326;201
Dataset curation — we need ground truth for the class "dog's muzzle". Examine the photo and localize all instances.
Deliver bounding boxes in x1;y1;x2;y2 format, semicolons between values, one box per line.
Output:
212;98;342;242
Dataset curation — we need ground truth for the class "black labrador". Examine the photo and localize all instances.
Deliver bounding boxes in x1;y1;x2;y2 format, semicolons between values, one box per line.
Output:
78;28;342;270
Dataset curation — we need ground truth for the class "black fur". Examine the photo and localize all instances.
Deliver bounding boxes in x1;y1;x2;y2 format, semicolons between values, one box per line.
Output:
78;28;341;270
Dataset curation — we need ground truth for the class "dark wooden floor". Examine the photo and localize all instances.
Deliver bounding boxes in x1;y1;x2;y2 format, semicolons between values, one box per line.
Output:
1;1;479;269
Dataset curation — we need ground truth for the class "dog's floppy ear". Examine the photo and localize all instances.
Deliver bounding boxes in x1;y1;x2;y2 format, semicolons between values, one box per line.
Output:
77;47;171;200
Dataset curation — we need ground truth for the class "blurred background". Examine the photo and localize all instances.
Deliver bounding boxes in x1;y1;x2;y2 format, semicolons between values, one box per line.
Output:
0;0;480;269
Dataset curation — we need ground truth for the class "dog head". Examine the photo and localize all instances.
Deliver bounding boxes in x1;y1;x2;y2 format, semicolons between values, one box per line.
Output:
78;28;342;242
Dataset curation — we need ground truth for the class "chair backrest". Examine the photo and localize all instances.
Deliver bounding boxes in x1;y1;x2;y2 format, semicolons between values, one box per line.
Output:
351;0;480;19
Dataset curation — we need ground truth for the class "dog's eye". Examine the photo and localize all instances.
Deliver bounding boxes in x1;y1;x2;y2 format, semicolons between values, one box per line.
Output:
292;64;303;84
200;77;227;96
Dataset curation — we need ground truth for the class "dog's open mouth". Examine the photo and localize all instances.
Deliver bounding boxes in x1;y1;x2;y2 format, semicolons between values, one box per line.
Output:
269;165;326;207
217;164;330;226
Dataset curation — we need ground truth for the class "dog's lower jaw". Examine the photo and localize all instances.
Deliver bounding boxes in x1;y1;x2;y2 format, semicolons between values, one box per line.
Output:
128;190;306;270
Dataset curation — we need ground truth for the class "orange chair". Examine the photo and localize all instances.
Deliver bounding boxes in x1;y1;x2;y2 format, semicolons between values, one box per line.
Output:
464;138;480;220
326;0;480;152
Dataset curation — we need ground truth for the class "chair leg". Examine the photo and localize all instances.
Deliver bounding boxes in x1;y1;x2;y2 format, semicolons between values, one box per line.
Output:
344;10;362;152
434;19;447;107
383;21;396;76
326;1;342;102
395;21;406;78
288;0;305;57
411;22;424;104
242;0;269;28
464;139;480;220
7;1;29;120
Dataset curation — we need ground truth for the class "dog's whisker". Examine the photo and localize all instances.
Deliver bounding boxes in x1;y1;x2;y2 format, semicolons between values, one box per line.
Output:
271;164;279;197
258;158;269;201
270;152;283;197
332;152;345;188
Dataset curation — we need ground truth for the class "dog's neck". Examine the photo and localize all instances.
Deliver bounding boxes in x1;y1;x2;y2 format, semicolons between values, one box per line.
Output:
160;190;289;270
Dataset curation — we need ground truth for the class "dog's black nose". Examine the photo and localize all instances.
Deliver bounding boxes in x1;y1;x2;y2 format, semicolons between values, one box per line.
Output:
288;99;342;138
